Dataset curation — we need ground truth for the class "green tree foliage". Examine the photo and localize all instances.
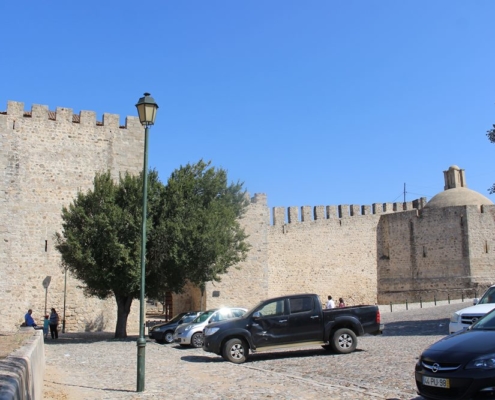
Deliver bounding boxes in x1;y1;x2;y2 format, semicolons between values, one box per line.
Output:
55;170;165;338
55;161;250;338
147;160;250;298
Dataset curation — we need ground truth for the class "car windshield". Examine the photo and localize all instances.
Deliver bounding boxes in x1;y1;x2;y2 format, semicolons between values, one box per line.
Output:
472;308;495;330
167;313;187;323
478;287;495;304
181;314;198;324
192;310;216;324
246;301;265;315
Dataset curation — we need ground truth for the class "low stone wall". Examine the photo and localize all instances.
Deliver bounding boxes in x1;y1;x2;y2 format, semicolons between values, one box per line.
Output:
0;330;44;400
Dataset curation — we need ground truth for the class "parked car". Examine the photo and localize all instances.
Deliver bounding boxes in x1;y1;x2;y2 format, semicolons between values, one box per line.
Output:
174;307;247;348
203;293;383;363
449;285;495;334
148;311;201;344
416;307;495;400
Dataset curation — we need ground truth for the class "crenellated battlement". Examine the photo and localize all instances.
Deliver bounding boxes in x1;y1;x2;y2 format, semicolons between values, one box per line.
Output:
271;197;427;226
0;100;142;130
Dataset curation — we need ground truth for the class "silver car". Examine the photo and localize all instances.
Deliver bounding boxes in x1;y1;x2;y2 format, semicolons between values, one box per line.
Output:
173;307;247;348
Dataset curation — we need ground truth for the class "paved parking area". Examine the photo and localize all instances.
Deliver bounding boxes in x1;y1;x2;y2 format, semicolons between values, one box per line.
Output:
43;302;467;399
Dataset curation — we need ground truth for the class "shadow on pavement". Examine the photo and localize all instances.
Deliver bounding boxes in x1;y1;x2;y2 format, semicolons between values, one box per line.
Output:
181;347;364;363
383;318;450;336
43;332;149;345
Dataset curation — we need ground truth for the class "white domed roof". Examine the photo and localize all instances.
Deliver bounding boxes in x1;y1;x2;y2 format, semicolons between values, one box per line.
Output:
425;187;493;209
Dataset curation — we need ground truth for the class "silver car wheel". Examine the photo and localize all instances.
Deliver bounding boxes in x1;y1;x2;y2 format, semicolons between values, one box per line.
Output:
331;328;357;354
229;343;244;360
223;338;248;363
338;333;353;349
164;331;174;344
191;332;203;348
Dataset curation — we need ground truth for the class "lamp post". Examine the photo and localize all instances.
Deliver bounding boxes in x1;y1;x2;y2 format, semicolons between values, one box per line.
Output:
135;92;158;392
62;265;68;333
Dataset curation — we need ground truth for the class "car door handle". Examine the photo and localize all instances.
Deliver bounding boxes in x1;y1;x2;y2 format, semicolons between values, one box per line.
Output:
310;315;319;319
279;319;287;323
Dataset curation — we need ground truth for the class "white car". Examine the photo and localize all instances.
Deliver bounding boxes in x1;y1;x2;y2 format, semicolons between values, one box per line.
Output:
449;285;495;334
173;307;247;348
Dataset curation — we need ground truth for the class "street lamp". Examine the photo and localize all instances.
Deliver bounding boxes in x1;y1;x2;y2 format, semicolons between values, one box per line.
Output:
135;92;158;392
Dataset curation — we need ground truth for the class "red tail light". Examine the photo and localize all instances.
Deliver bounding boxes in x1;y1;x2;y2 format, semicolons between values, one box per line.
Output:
376;310;381;324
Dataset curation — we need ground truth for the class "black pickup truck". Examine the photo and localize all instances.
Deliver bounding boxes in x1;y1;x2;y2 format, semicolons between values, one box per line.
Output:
202;293;383;363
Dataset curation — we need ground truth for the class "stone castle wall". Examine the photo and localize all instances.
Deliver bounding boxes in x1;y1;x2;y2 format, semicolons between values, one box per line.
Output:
195;196;434;311
195;196;495;312
377;204;495;303
0;101;144;333
3;99;495;328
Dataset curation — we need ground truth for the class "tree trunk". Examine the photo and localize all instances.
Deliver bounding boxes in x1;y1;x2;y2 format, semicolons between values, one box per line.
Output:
115;294;133;338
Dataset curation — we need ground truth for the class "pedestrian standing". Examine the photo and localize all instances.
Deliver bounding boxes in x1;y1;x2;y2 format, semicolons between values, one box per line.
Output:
49;308;59;339
43;315;50;338
326;295;335;309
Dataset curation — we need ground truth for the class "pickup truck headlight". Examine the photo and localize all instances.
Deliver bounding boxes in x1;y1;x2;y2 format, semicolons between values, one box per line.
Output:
466;353;495;369
450;313;460;323
204;327;219;336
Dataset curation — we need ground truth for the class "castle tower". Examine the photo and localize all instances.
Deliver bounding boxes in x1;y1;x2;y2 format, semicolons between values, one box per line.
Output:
0;100;144;332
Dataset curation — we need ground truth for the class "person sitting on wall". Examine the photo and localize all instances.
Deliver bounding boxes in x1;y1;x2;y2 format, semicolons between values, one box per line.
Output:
24;309;37;327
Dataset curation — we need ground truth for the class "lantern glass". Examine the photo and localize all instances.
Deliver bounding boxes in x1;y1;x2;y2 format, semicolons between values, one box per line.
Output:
135;93;158;126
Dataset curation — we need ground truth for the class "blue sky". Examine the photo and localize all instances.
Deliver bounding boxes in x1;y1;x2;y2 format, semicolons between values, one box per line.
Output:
2;1;495;212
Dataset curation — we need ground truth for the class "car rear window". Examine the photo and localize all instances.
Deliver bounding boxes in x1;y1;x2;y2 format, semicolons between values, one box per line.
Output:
289;297;313;313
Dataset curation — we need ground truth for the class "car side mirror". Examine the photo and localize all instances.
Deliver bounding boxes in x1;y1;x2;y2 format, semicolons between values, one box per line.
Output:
253;311;262;320
473;298;479;305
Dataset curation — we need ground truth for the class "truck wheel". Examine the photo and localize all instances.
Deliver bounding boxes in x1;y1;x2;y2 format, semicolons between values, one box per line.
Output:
223;338;248;363
191;332;204;348
331;328;357;354
164;331;174;344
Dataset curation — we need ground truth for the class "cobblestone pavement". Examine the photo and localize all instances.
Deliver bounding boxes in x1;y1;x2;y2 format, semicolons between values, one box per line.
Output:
43;301;469;399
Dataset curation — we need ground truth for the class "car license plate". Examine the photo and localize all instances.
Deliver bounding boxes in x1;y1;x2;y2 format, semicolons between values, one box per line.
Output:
423;376;450;388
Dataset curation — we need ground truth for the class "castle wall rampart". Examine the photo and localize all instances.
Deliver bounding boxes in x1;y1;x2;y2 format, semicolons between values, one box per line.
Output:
271;198;426;226
0;100;144;333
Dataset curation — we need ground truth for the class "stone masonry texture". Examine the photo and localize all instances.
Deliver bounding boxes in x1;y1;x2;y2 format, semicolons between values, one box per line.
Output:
0;101;143;333
2;99;495;332
180;194;495;312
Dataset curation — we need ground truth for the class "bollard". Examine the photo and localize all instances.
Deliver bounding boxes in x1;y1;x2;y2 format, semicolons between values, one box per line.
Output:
448;293;450;304
406;299;408;310
420;297;423;308
434;295;437;306
390;301;393;312
462;292;464;302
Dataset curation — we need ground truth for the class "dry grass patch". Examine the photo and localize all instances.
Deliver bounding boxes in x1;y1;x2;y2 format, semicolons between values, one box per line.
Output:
0;331;34;359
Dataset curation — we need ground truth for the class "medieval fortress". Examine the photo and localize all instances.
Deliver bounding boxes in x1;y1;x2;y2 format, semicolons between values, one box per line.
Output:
2;99;495;333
